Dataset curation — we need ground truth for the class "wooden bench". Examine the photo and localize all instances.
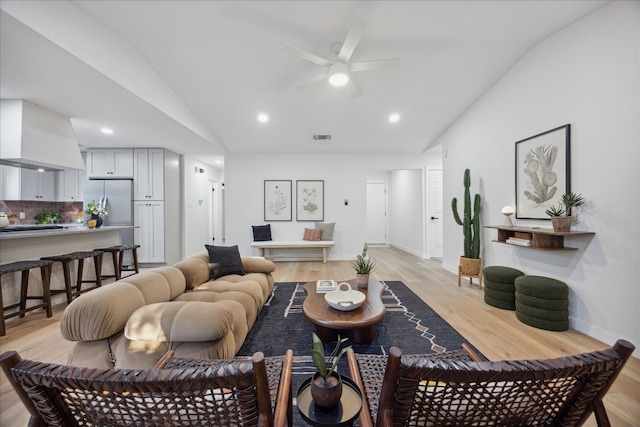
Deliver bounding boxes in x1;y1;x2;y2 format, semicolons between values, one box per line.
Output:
250;241;335;263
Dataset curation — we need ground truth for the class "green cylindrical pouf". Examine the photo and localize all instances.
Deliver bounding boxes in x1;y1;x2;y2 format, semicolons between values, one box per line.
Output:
483;266;524;310
514;275;569;331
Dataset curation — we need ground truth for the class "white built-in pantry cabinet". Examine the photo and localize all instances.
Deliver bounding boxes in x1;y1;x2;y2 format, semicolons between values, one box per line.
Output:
133;148;164;200
132;149;165;263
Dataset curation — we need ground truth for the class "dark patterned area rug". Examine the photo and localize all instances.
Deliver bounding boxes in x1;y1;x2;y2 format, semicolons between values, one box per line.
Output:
237;281;480;426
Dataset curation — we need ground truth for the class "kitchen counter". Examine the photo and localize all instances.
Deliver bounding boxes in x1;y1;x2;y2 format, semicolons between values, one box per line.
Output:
0;225;137;309
0;225;135;240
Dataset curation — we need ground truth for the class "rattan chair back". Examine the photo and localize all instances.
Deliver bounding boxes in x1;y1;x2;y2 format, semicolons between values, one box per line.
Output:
0;349;293;427
348;340;634;427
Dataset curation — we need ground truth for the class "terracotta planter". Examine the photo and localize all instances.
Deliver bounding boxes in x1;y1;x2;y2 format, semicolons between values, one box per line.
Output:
551;216;572;232
310;371;342;408
459;256;481;275
356;274;370;288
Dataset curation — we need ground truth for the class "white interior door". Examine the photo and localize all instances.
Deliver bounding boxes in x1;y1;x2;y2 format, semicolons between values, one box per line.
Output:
366;182;387;245
209;181;223;245
428;168;444;258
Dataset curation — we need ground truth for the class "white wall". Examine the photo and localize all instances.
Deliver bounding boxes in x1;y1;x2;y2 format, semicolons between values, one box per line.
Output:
438;2;639;350
388;169;424;257
225;153;438;260
182;156;224;257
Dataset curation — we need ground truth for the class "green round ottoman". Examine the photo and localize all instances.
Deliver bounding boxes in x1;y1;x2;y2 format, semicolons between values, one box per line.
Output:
514;275;569;331
483;266;524;310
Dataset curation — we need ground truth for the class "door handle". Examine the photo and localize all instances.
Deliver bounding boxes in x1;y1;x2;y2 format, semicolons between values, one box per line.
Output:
431;216;439;220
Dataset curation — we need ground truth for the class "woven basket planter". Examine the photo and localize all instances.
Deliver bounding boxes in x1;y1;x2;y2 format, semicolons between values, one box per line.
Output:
459;256;482;275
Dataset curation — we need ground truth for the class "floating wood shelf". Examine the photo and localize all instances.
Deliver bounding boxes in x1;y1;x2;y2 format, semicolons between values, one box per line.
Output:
484;225;595;251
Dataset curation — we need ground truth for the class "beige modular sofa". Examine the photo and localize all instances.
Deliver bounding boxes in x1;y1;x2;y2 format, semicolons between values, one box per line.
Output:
60;253;276;369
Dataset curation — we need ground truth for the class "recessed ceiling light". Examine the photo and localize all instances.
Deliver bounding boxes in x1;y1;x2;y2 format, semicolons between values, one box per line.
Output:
215;160;222;164
100;127;114;135
257;113;269;123
389;113;400;123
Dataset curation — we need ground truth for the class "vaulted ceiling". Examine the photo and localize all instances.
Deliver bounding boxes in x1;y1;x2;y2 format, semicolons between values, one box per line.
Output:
0;1;609;168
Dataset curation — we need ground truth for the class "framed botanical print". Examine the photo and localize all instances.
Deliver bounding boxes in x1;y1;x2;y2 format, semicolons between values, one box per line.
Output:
264;180;292;221
515;124;571;219
296;180;324;221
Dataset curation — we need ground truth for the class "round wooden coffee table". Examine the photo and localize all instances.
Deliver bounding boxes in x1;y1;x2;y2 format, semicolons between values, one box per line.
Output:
302;279;385;344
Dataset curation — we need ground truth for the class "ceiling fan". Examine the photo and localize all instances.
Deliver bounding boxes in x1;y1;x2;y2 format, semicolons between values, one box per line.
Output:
284;20;398;96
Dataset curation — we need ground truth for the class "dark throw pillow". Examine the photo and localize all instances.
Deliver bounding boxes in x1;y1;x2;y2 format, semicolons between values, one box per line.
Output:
205;244;246;279
252;224;272;242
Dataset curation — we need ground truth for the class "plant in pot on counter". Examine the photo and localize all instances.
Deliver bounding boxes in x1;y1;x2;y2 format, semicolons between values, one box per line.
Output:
85;201;108;228
35;211;60;224
351;243;376;288
310;332;351;408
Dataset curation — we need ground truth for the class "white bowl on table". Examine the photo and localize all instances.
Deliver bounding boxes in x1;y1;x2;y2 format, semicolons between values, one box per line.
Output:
324;282;366;311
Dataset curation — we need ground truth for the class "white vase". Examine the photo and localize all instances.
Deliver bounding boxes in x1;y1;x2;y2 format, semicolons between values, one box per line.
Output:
356;274;370;288
0;213;9;228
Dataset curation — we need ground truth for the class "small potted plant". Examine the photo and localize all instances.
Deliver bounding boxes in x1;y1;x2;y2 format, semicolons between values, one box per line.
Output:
310;332;350;408
545;204;571;232
85;201;108;228
351;243;375;288
562;192;584;222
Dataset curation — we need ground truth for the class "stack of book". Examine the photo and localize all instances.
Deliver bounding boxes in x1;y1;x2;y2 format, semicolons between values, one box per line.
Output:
316;280;337;293
506;237;532;247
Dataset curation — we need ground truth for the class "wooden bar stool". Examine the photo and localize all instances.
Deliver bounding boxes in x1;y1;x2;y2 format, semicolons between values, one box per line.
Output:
41;251;104;304
94;244;140;281
0;260;53;336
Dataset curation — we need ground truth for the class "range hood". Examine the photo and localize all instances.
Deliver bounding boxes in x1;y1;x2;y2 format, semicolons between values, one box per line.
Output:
0;99;85;170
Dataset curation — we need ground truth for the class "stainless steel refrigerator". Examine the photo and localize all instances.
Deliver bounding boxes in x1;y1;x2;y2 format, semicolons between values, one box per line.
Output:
83;179;135;269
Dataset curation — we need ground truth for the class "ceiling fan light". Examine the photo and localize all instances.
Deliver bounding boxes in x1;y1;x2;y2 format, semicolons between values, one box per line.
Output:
328;63;349;87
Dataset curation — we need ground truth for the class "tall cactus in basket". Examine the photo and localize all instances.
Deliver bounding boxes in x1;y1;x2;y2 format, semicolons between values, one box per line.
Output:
452;169;481;259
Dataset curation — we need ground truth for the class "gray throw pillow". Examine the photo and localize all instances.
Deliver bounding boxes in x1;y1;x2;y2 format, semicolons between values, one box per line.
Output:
315;222;335;241
205;244;246;279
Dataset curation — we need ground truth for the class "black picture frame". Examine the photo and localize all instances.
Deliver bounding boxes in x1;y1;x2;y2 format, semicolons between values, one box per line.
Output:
515;124;571;220
296;180;324;221
264;180;292;221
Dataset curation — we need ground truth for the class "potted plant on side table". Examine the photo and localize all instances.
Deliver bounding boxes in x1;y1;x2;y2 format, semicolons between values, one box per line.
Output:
546;192;584;232
351;243;376;288
310;332;351;408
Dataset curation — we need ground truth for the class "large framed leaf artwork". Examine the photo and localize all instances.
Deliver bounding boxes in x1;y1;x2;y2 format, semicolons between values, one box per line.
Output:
515;124;571;220
264;180;292;221
296;180;324;221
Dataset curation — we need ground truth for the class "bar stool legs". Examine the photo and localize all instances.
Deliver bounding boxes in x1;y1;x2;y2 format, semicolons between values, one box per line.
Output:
95;244;140;281
41;251;104;304
0;260;53;336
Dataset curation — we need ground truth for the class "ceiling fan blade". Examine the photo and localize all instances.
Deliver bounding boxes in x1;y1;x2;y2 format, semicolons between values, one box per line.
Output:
349;58;399;72
297;72;328;88
284;44;331;67
338;20;366;62
345;79;360;97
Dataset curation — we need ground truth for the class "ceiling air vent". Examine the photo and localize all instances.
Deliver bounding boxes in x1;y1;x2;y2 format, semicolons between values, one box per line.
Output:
313;134;332;140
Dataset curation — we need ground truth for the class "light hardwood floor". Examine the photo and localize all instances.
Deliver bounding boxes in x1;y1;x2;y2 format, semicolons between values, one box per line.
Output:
1;246;638;426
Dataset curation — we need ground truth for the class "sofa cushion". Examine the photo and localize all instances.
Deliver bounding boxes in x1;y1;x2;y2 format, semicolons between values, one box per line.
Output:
152;266;187;299
125;301;233;343
252;224;272;241
303;228;322;241
315;222;335;241
205;244;246;279
61;282;146;342
241;257;276;274
173;255;210;290
119;271;172;304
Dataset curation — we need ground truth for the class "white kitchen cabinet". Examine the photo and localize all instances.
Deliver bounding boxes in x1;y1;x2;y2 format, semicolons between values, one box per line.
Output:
56;168;86;201
86;149;134;178
0;166;55;201
133;148;164;200
134;200;165;263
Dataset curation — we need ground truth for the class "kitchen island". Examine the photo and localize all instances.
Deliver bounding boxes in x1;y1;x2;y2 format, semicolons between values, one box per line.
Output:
1;225;136;309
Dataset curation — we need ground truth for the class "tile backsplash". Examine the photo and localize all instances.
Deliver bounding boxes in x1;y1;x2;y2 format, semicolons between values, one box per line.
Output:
0;200;83;225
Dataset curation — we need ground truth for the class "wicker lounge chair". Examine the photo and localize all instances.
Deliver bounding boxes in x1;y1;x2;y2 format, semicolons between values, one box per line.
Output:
347;340;634;427
0;349;293;427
